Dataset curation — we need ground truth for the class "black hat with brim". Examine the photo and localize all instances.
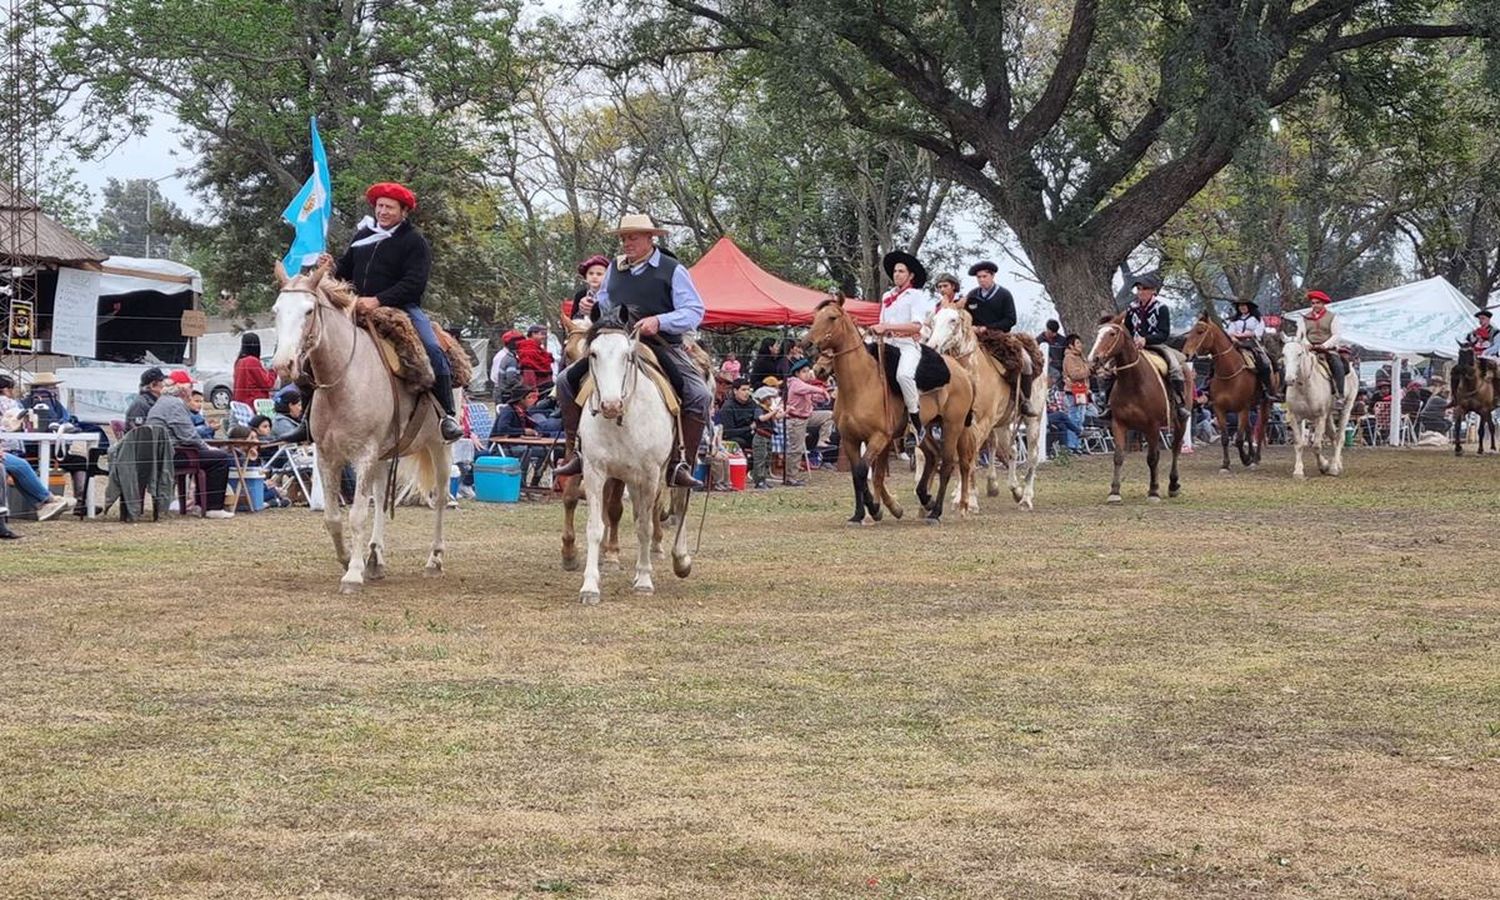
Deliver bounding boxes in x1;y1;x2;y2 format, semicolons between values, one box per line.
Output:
967;260;999;277
1234;299;1261;316
1130;272;1163;291
882;250;928;289
1478;309;1493;319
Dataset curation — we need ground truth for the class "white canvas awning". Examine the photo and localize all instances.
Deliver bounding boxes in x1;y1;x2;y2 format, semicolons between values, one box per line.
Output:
98;256;203;295
1282;276;1480;358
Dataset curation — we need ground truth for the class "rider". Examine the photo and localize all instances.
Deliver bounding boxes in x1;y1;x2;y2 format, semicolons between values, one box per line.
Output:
1295;289;1347;408
964;260;1037;414
317;182;462;441
1226;299;1282;401
553;213;712;489
1464;309;1498;374
1099;272;1190;420
870;250;936;438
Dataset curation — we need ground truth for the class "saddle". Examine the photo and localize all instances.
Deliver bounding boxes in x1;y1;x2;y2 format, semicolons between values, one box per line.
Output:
576;346;682;416
866;342;951;394
976;331;1045;377
1237;348;1258;370
356;306;474;393
1141;348;1171;378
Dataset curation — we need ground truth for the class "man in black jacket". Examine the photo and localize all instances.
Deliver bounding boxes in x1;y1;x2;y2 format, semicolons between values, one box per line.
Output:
716;379;756;450
1099;272;1190;419
966;260;1037;415
318;182;462;441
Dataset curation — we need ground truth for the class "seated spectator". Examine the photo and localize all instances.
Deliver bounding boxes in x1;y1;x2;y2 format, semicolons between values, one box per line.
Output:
2;451;73;521
271;390;306;442
717;378;755;451
146;371;236;519
125;368;166;430
249;414;274;442
24;372;108;516
1418;379;1451;435
1401;379;1427;417
719;352;742;381
491;385;555;487
225;423;290;507
0;374;21;451
188;388;217;440
490;330;522;396
1047;387;1084;453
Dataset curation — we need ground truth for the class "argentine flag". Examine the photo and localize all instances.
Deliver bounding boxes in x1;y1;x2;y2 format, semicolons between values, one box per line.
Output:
280;117;332;273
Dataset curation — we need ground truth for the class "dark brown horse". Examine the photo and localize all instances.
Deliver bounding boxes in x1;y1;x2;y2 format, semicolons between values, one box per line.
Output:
1450;344;1498;456
1088;314;1188;503
1181;313;1270;471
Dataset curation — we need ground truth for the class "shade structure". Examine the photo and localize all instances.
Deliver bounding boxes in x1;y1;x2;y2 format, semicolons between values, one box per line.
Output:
1281;276;1480;358
686;237;879;328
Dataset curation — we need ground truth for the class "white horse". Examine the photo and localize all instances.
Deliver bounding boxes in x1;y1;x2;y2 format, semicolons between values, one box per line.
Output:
576;324;692;605
924;305;1042;512
271;264;452;593
1281;339;1357;479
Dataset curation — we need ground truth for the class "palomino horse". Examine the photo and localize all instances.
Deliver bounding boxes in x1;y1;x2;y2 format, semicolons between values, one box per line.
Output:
925;303;1041;512
806;297;974;524
1281;340;1357;478
271;264;452;592
1449;343;1498;456
1181;313;1269;471
575;321;693;604
1088;315;1187;502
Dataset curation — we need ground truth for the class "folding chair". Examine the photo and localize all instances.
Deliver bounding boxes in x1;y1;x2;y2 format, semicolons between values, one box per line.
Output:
229;401;254;429
253;399;275;418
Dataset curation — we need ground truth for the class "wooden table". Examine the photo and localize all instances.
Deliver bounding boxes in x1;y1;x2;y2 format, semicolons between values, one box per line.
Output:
208;438;268;512
8;431;103;519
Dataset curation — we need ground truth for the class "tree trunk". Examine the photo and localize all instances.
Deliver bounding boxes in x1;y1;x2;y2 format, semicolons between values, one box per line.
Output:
1029;247;1115;334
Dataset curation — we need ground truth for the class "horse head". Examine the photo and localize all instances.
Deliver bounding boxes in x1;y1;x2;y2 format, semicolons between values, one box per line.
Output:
1088;313;1130;372
1281;339;1313;389
586;322;638;420
808;297;855;355
1181;314;1218;358
271;261;328;379
925;305;967;355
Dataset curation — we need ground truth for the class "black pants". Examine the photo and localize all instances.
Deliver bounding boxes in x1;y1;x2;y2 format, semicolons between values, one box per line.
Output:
176;446;232;512
1321;352;1347;391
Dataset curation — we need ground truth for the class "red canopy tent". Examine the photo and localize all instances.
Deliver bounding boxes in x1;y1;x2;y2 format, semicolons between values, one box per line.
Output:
686;237;880;328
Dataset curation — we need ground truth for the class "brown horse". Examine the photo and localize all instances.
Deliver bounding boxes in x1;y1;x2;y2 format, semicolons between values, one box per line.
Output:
1181;313;1270;471
1450;344;1498;456
1088;314;1188;502
806;297;974;524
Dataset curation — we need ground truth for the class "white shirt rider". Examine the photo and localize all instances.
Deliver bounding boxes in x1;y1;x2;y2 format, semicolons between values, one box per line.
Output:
870;262;934;416
1226;314;1265;340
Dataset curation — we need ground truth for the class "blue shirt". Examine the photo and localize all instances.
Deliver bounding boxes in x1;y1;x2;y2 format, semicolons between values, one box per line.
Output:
594;248;706;336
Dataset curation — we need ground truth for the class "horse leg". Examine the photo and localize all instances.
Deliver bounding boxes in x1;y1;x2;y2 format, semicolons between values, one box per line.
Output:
1168;425;1183;498
985;430;1002;498
670;486;693;579
1217;408;1231;473
1291;418;1307;479
339;458;376;594
1108;421;1126;503
560;477;582;571
365;458;391;581
318;453;350;569
579;467;606;605
425;442;450;574
1145;433;1162;502
914;435;936;512
629;474;657;595
845;441;869;525
1316;414;1332;475
870;435;904;520
602;478;624;569
927;423;959;524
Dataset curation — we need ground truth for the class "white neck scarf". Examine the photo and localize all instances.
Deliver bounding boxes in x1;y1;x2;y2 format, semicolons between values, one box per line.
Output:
350;216;400;249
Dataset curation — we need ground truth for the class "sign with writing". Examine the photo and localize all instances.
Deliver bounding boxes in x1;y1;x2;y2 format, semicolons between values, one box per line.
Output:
51;266;101;358
6;297;34;351
180;309;208;338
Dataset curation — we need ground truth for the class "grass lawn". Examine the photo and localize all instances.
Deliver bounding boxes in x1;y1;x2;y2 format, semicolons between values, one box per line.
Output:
2;445;1497;898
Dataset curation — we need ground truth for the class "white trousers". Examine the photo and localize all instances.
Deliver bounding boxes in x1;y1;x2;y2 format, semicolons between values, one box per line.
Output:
891;338;921;413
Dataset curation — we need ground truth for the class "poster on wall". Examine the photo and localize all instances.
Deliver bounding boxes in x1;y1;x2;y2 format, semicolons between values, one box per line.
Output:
51;266;101;358
6;297;34;352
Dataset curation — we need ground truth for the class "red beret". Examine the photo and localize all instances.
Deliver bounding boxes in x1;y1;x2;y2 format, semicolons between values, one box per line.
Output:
1306;289;1331;303
576;254;610;276
365;182;417;210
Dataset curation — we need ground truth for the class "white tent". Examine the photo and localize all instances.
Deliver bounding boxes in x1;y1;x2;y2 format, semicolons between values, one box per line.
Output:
98;256;202;296
1281;276;1479;358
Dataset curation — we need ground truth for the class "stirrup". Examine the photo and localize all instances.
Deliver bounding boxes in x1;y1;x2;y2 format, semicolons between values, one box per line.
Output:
439;415;463;442
669;461;702;489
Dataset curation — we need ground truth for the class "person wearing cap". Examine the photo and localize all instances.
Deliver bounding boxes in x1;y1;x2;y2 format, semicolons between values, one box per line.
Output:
1464;309;1499;372
749;385;784;489
1226;299;1281;401
556;213;712;488
784;359;832;485
568;254;611;319
872;249;937;434
964;261;1037;415
1294;288;1347;408
933;272;962;305
1101;272;1190;419
146;371;236;518
716;378;757;451
124;367;167;431
316;181;462;442
490;329;522;394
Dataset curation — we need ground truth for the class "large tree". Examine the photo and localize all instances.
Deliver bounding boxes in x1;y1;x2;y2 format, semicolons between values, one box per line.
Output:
621;0;1491;329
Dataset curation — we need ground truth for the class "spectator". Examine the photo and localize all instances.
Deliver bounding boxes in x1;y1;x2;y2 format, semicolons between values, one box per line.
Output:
22;372;106;515
567;254;610;318
188;389;217;440
719;352;742;381
717;378;756;451
750;338;783;387
0;374;21;451
249;414;274;441
750;385;783;489
1047;387;1083;453
2;450;73;520
491;385;553;487
125;367;166;430
146;371;235;518
1036;319;1067;379
517;325;556;390
784;360;832;484
271;388;306;442
232;332;277;406
1418;378;1451;435
1061;333;1090;439
490;330;522;395
1401;379;1427;417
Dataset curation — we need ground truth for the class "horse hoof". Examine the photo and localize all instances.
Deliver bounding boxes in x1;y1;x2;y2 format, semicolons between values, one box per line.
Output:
1147;494;1162;503
561;557;579;572
579;590;601;606
1292;472;1305;480
889;505;904;519
924;515;943;526
1019;498;1034;511
1106;494;1122;504
339;580;362;595
633;583;655;595
1218;468;1231;475
652;548;666;560
1169;488;1181;498
424;563;443;577
366;566;386;582
673;555;693;579
869;506;884;522
987;485;1001;498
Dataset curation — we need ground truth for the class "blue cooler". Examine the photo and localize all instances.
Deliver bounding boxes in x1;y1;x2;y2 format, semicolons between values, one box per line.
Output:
473;456;523;503
229;466;266;512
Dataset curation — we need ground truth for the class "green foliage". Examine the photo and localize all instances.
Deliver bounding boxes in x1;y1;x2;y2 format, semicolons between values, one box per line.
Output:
93;178;185;259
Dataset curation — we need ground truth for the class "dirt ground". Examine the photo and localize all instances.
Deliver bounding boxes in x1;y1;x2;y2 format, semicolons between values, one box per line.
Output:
2;444;1497;898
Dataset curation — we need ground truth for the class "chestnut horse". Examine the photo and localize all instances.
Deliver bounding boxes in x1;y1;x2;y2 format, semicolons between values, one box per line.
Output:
1181;313;1269;471
1088;314;1187;502
1450;343;1498;456
806;298;974;524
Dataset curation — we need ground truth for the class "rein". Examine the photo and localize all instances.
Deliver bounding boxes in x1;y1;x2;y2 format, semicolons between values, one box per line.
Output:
291;289;359;391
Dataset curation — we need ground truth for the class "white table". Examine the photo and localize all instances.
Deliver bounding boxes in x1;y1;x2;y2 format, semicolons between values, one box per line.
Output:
7;431;104;519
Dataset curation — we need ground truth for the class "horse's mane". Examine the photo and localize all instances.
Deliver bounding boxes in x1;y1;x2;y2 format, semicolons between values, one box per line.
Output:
585;317;630;344
301;274;360;312
815;298;843;312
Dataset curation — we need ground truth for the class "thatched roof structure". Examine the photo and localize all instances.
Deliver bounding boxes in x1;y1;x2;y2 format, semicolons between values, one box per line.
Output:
1;181;106;268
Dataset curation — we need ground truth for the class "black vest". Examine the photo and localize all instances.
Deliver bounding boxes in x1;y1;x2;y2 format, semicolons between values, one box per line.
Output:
607;255;681;343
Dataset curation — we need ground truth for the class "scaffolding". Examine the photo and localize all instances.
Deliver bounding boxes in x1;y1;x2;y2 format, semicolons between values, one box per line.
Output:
2;0;41;380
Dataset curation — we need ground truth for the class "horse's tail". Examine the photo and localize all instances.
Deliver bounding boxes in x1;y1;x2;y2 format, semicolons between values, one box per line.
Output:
416;444;440;496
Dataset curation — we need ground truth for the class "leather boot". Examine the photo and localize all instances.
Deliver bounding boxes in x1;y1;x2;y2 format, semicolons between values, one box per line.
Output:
668;412;707;489
1170;375;1191;419
431;367;462;442
908;411;923;440
554;397;585;477
0;516;18;540
1096;376;1115;418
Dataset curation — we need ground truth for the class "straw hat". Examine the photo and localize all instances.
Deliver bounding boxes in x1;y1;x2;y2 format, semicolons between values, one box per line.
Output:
608;213;669;236
30;372;63;388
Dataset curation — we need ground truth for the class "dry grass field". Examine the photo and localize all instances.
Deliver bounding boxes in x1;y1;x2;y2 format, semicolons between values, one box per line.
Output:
2;445;1497;898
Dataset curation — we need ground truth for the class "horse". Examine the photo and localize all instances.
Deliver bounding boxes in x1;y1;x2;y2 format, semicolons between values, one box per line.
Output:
1087;315;1187;502
1449;343;1498;456
924;302;1041;512
1181;313;1270;472
1281;339;1357;478
270;263;452;593
575;320;693;604
806;297;974;525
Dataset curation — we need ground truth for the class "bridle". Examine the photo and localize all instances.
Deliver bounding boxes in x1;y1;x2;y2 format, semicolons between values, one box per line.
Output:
285;286;359;391
586;327;642;426
1092;323;1140;372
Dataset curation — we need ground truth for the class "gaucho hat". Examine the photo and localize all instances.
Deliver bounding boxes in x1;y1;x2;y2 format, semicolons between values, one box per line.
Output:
967;260;999;277
882;250;928;289
1130;271;1163;291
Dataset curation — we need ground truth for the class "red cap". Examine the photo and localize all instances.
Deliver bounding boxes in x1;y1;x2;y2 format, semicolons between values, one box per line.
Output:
1306;289;1331;303
167;370;194;385
576;254;610;276
365;182;417;210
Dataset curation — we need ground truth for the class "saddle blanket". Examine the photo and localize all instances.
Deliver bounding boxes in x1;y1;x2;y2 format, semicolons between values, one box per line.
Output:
976;331;1045;377
1142;348;1171;379
866;342;951;393
358;306;474;393
577;348;682;417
